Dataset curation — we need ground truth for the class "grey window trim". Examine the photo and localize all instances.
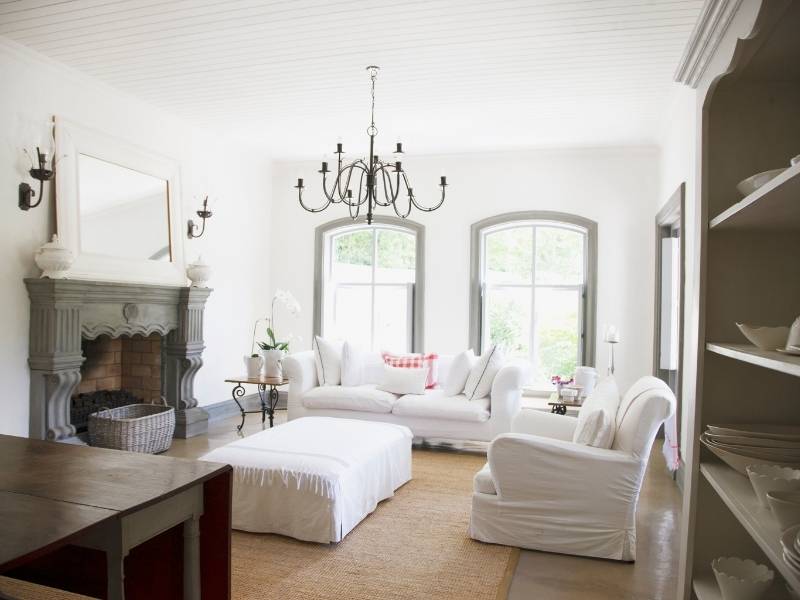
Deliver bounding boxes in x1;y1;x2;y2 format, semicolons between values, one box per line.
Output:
468;210;597;368
314;216;425;353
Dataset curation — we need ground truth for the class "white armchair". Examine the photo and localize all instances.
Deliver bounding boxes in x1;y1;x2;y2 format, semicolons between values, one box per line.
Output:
469;376;675;561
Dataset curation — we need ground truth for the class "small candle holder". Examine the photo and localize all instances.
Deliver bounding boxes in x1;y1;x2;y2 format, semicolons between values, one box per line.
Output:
19;147;54;211
187;196;213;239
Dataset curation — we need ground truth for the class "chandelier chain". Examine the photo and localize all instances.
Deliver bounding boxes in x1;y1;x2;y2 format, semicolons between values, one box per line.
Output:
367;65;379;137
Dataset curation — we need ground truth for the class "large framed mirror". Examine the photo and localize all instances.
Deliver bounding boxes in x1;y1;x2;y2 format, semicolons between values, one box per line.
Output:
55;117;186;285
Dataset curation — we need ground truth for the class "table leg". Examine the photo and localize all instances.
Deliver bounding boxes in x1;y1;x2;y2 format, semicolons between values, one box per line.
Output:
183;516;201;600
231;384;246;431
268;385;279;428
257;384;267;425
106;545;126;600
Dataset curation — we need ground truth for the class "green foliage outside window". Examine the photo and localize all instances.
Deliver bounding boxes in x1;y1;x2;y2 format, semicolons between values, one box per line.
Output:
333;229;415;268
377;230;415;269
488;296;527;356
537;322;579;381
334;230;372;266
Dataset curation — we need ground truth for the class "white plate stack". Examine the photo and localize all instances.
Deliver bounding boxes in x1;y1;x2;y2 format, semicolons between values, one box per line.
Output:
700;424;800;475
780;525;800;576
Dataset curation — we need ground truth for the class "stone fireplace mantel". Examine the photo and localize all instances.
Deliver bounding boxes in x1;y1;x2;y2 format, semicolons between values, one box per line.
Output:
25;278;212;442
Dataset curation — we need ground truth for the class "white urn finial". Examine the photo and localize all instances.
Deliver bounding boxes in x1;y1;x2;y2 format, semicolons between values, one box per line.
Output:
35;234;73;279
186;255;211;287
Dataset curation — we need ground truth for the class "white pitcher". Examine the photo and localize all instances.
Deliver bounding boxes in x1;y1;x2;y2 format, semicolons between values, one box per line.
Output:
260;348;284;379
574;366;598;398
243;355;264;379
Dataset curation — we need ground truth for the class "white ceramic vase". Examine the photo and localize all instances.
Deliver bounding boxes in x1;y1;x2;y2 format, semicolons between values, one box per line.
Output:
243;355;264;379
35;234;73;279
260;348;284;379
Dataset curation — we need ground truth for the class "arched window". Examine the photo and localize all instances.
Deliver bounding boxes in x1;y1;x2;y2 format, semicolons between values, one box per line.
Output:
470;211;597;388
314;217;424;353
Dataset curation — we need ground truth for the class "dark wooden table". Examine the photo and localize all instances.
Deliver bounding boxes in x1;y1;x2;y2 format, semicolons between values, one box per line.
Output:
0;434;232;600
225;375;288;430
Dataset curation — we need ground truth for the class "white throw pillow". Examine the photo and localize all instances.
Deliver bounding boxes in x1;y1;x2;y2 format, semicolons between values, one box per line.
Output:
444;349;477;397
464;345;504;401
378;365;428;395
313;336;343;386
340;342;365;387
572;376;620;449
572;409;615;448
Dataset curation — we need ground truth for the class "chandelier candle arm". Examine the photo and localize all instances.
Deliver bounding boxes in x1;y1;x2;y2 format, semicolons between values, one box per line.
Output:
296;66;447;225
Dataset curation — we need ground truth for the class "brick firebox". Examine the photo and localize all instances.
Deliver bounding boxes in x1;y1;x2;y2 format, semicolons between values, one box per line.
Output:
76;333;163;403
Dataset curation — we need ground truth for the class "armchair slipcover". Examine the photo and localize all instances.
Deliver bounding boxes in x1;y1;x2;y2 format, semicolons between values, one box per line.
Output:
469;376;675;561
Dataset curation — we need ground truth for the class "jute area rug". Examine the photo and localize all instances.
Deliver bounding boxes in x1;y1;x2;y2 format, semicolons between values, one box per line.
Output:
232;449;519;600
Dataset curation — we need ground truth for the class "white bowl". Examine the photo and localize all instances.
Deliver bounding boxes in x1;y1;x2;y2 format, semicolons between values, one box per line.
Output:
712;557;774;600
736;324;790;351
708;425;800;441
747;465;800;508
791;154;800;167
767;491;800;532
736;169;786;197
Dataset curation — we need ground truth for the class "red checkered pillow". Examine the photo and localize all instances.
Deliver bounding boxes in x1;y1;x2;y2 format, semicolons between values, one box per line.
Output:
381;352;439;390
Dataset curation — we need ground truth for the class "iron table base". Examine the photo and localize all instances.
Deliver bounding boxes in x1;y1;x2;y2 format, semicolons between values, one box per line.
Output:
231;383;281;431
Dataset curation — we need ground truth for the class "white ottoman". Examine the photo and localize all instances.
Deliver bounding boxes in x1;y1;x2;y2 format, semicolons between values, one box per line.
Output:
199;417;412;543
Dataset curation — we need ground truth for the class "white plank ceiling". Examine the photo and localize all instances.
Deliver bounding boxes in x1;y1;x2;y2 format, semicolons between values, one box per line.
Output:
0;0;703;157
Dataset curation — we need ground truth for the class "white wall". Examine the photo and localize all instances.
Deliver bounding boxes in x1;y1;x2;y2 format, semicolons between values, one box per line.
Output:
270;147;659;393
657;84;699;460
0;38;272;436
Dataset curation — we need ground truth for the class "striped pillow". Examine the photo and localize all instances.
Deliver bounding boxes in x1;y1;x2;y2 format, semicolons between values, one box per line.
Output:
381;352;439;390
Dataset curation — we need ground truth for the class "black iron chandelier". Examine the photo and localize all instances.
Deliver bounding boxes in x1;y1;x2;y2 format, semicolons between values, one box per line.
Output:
296;66;447;225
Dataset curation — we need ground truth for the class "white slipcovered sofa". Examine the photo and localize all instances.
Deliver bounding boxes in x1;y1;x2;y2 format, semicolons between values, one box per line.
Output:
469;376;675;561
283;351;526;442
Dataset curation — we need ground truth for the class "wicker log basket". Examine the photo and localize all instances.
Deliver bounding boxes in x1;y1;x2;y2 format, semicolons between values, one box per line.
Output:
88;399;175;454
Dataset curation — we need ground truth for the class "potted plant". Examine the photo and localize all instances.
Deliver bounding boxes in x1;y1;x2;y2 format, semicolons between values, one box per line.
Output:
258;328;290;379
250;289;301;379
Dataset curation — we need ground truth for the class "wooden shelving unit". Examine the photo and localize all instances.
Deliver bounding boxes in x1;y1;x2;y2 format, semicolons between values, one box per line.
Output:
706;343;800;378
678;3;800;599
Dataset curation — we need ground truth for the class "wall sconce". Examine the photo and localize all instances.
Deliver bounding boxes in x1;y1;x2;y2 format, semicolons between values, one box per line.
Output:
187;196;213;239
19;147;54;211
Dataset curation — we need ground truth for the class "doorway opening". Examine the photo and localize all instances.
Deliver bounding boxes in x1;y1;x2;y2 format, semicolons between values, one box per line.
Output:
654;183;685;477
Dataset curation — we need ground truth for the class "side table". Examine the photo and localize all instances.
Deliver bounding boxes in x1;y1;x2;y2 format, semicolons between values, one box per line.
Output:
225;375;289;431
547;393;584;416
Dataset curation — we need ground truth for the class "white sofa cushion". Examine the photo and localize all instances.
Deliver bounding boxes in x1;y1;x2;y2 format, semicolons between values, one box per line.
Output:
378;365;428;395
302;384;397;414
313;336;343;386
392;390;491;423
473;462;496;495
572;376;620;449
464;345;504;400
443;349;477;396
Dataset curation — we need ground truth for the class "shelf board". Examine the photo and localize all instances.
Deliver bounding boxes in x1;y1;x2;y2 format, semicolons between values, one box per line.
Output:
701;462;800;593
710;163;800;230
707;343;800;377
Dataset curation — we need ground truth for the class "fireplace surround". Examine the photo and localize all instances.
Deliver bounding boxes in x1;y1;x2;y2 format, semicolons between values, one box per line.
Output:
25;278;211;442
